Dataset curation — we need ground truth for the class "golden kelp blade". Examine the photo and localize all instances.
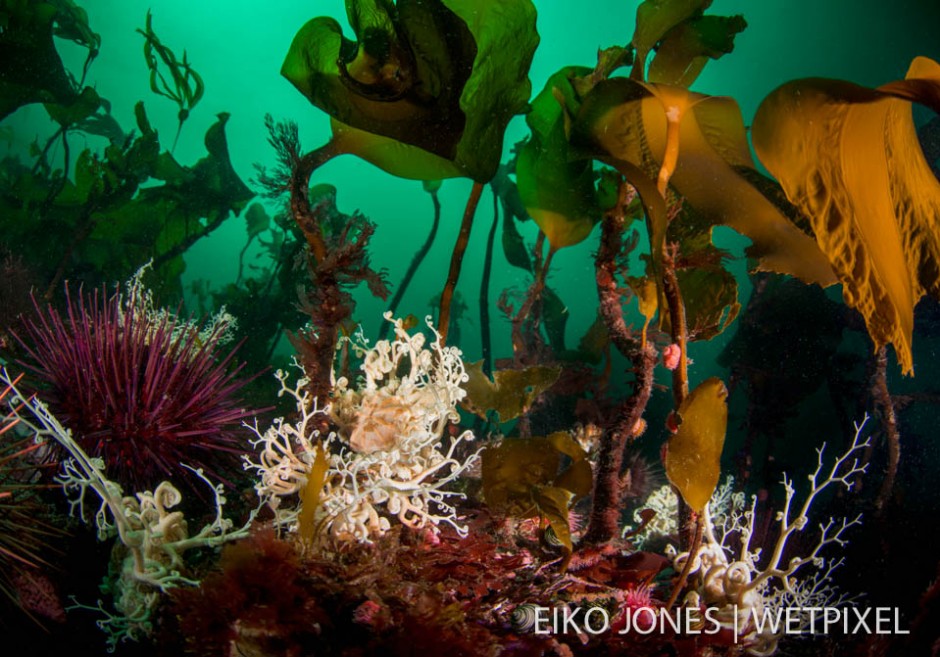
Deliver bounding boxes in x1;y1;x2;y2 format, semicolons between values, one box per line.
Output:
753;56;940;375
573;79;837;286
664;377;728;513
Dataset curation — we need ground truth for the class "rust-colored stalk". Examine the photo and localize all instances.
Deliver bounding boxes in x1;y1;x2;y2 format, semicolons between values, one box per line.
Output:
510;243;555;362
665;514;703;611
873;346;900;513
290;142;339;264
379;187;442;342
438;181;484;345
662;263;689;406
581;187;657;546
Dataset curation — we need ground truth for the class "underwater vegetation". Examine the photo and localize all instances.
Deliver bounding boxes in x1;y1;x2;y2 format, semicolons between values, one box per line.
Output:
1;0;940;656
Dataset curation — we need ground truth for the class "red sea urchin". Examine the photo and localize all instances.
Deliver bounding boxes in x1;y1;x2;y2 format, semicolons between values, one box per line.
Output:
15;287;256;493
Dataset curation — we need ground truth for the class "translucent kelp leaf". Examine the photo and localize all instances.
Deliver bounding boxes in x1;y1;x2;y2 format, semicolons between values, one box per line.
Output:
547;432;592;499
631;0;711;79
572;78;837;286
752;56;940;374
552;458;593;501
647;14;747;88
628;275;659;323
536;486;576;552
517;68;602;248
282;0;538;183
330;119;462;181
481;438;559;517
664;377;727;513
461;361;560;422
244;203;270;240
677;266;739;341
482;433;592;551
443;0;539;181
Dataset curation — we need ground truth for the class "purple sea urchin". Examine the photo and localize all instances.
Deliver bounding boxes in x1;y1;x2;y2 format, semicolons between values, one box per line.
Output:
0;373;62;616
16;287;255;493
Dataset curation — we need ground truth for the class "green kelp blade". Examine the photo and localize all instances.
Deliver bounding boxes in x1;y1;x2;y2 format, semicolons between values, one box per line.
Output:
631;0;712;79
331;119;463;181
281;11;470;161
442;0;539;182
516;68;602;249
664;376;727;513
481;438;560;516
0;0;79;120
282;0;537;182
647;14;747;87
461;361;560;422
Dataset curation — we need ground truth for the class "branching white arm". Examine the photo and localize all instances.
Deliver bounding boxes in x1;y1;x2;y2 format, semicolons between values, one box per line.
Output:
741;418;870;598
669;416;871;656
0;366;257;650
245;316;481;544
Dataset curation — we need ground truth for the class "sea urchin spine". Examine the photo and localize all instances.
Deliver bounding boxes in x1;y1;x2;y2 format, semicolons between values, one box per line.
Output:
16;287;256;493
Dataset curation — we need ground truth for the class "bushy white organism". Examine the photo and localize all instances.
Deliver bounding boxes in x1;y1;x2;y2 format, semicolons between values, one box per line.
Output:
245;314;481;543
625;476;742;548
669;418;870;656
123;261;238;347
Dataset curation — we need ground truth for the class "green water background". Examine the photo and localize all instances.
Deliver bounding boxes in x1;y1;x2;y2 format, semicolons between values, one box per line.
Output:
6;0;940;384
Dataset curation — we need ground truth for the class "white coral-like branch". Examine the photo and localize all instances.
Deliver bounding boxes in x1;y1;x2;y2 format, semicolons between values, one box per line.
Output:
671;416;871;656
0;366;255;650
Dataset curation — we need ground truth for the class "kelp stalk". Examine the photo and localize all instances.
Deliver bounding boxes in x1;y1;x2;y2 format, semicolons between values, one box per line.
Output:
663;256;690;405
872;346;900;513
664;513;703;611
480;187;499;376
581;189;657;546
138;11;204;153
510;235;555;362
438;182;484;345
379;184;442;342
289;142;340;263
657;108;682;196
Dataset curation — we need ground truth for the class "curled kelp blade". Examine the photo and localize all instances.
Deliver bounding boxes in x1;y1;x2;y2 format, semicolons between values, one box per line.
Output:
571;78;836;288
753;56;940;374
631;0;712;80
461;361;560;423
516;67;604;249
647;14;747;88
282;0;538;183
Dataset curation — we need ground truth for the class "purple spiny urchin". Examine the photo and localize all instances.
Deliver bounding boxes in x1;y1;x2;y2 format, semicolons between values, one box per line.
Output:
1;373;63;618
15;287;256;493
